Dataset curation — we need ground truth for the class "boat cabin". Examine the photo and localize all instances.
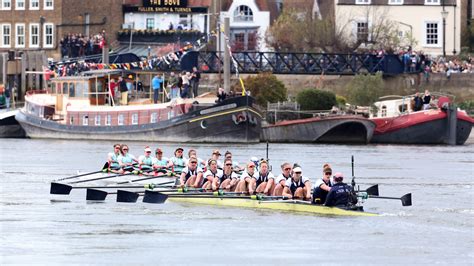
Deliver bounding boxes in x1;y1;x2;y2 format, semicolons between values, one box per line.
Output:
371;96;414;118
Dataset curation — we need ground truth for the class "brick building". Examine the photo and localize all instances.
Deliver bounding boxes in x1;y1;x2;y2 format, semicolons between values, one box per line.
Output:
0;0;123;60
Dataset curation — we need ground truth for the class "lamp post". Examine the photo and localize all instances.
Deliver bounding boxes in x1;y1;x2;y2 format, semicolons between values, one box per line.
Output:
441;9;449;58
129;13;134;52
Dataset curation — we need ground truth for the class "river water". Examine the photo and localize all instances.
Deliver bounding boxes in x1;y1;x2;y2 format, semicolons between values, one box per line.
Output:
0;138;473;264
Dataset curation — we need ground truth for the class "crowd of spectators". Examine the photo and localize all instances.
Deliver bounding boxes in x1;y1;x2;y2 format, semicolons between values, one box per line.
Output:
59;32;106;59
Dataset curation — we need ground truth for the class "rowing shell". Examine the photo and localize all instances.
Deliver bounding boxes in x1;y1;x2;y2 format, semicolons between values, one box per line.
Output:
167;196;378;216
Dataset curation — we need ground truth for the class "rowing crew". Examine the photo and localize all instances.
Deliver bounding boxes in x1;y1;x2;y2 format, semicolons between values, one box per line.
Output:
107;144;241;175
107;144;356;207
179;158;357;207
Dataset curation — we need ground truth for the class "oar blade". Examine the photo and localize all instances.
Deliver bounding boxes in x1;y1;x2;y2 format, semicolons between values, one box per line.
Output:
143;191;168;204
365;184;379;196
86;189;108;201
50;182;73;195
401;193;412;207
116;190;140;203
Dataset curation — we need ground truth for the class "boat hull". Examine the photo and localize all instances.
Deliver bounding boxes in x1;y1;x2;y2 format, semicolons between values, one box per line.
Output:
371;110;473;145
0;109;25;138
168;197;377;216
261;116;376;144
16;96;262;143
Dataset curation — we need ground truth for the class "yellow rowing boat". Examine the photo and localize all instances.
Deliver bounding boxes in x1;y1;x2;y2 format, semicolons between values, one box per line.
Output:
167;196;378;216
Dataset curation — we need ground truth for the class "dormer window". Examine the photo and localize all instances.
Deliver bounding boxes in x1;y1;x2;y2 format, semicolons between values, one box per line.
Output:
234;5;253;22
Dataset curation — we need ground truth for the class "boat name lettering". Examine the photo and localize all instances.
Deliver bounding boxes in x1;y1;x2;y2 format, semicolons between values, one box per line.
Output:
200;104;237;115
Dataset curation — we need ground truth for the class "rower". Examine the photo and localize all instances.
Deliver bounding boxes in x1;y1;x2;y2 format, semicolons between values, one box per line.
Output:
179;156;203;188
282;167;312;200
273;162;292;196
169;147;186;174
138;146;154;175
186;149;207;170
235;161;259;194
324;172;357;207
201;159;223;190
215;158;240;191
209;150;223;169
312;166;333;204
119;144;138;173
107;144;122;173
255;160;275;196
224;151;243;172
152;148;169;173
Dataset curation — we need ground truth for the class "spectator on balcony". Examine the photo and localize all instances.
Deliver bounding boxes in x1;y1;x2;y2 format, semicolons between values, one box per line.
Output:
169;22;174;30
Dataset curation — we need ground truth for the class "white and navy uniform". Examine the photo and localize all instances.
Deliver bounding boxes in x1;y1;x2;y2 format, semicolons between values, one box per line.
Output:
256;171;275;187
203;169;223;185
181;166;203;183
219;171;239;184
275;173;292;185
285;176;310;196
312;178;332;204
240;170;259;181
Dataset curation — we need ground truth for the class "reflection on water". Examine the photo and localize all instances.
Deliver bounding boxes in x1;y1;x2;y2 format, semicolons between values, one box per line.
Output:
0;138;473;264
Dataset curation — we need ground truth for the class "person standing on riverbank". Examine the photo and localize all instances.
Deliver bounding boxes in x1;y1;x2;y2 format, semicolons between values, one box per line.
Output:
191;67;201;98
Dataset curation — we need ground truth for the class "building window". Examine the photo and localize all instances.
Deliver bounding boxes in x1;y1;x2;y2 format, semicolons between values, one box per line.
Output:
178;14;189;29
146;18;154;30
16;24;25;48
15;0;25;9
425;0;440;5
1;24;11;48
357;22;369;42
356;0;371;4
425;22;439;45
82;115;89;126
44;0;53;10
150;112;157;123
234;5;253;22
105;114;111;125
95;115;101;126
30;0;39;9
231;30;258;51
131;113;138;125
30;24;40;47
1;0;11;10
389;0;403;4
118;114;124;125
43;23;53;48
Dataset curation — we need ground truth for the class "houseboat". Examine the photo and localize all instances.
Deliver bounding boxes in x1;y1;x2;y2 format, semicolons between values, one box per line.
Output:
370;95;473;145
15;70;262;143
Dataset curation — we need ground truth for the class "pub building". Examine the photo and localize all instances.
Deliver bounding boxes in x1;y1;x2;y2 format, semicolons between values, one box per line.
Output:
119;0;276;54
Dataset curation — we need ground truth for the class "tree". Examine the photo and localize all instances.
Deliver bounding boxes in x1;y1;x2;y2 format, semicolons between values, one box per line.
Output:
296;89;337;111
346;72;384;106
236;73;287;106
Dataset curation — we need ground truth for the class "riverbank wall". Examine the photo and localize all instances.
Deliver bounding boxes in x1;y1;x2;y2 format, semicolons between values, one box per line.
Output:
200;73;474;103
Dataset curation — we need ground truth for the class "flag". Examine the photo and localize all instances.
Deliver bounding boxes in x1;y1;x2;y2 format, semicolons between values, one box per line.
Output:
239;77;246;96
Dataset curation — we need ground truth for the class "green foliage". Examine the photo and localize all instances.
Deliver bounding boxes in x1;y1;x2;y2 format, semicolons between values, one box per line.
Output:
239;73;287;106
346;72;384;106
458;100;474;116
336;95;347;107
296;89;337;110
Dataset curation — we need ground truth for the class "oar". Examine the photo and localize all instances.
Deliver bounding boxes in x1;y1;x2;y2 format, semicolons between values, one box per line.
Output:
142;191;288;204
116;170;176;184
50;180;175;195
368;193;412;206
69;169;154;184
85;181;176;201
358;184;379;196
54;162;109;182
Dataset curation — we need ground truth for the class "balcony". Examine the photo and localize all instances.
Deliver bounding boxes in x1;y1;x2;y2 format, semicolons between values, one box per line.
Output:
117;29;205;44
